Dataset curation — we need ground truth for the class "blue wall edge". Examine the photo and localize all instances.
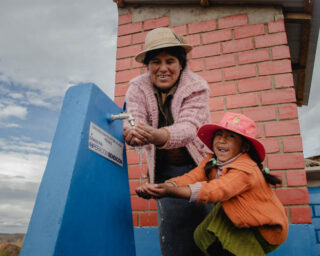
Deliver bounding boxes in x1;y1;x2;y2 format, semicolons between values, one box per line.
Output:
134;224;318;256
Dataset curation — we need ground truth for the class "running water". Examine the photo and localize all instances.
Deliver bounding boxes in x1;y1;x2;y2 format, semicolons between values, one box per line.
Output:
134;146;150;215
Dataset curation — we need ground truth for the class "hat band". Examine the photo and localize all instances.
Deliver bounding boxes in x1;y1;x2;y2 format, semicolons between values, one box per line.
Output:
145;37;181;50
224;122;249;136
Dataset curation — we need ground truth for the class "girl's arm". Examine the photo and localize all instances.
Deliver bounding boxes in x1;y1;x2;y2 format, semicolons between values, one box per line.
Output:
136;183;191;199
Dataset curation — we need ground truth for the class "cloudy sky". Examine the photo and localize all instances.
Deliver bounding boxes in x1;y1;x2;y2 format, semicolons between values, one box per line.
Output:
0;0;319;234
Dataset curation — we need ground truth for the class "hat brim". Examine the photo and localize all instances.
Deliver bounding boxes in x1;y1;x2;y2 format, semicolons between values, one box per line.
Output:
197;124;266;162
135;44;192;63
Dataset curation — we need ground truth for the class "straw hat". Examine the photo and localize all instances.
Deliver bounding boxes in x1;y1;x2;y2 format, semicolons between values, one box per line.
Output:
197;112;266;162
135;27;192;63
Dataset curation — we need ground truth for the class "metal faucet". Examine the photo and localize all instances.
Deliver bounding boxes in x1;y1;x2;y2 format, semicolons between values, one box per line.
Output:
107;113;135;127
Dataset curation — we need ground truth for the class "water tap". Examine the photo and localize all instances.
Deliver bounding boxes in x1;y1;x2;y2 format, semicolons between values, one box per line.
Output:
107;112;135;127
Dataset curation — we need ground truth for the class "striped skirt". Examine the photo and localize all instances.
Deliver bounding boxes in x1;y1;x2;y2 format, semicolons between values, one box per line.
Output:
193;203;279;256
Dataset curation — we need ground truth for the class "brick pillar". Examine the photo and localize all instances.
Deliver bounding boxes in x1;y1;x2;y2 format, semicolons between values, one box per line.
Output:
114;8;311;227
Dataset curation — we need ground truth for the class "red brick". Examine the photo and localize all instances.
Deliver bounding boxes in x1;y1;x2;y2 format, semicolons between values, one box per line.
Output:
205;55;236;70
118;22;143;36
132;59;144;68
210;111;227;123
272;45;291;60
119;14;132;25
286;170;307;186
116;59;131;71
192;44;220;58
132;31;148;44
218;14;248;29
198;70;222;83
210;82;236;97
255;32;288;48
128;164;148;179
259;138;280;153
117;45;142;59
268;20;285;33
127;150;147;165
283;136;303;152
256;123;263;138
234;23;265;39
222;38;253;54
238;49;270;65
267;153;305;169
116;69;141;83
114;84;129;97
140;212;158;226
224;64;256;81
131;196;147;210
258;60;292;75
189;59;203;72
117;35;131;47
290;206;312;224
188;19;217;34
274;73;294;88
275;188;309;205
226;93;259;109
171;25;187;35
209;97;225;111
185;34;201;46
129;180;140;195
238;76;272;93
261;88;296;105
202;29;232;44
278;104;298;119
242;106;276;122
131;197;157;211
132;212;138;226
264;120;300;137
114;96;125;107
144;17;170;30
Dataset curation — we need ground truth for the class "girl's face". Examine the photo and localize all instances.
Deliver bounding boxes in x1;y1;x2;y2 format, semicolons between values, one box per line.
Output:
148;51;182;90
212;129;244;162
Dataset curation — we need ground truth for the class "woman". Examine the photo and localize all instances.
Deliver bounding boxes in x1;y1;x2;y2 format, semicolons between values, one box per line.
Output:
123;27;212;256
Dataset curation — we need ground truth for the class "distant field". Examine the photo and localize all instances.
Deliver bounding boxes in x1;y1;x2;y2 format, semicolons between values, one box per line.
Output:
0;233;24;245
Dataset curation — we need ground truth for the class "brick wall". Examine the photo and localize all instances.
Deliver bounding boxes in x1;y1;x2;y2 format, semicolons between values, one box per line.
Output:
114;11;311;227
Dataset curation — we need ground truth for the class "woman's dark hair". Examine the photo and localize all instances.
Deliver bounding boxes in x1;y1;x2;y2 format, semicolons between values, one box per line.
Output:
203;133;281;186
143;46;187;70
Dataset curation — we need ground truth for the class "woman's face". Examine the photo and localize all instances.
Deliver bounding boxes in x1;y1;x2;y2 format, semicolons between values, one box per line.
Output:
148;51;182;90
212;130;244;162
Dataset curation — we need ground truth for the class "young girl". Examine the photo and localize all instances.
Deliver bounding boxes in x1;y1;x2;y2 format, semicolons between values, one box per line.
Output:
136;112;288;256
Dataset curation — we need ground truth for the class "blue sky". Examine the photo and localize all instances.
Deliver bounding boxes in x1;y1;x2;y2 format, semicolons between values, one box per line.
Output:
0;0;319;233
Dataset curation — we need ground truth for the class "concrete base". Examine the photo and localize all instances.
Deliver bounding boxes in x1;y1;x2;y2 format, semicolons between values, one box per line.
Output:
134;224;317;256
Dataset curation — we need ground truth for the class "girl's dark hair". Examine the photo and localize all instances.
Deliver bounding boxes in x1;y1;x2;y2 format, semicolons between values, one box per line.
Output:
143;46;187;70
203;134;282;186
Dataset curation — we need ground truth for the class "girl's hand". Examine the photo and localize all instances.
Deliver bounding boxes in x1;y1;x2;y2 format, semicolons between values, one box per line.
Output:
135;183;164;199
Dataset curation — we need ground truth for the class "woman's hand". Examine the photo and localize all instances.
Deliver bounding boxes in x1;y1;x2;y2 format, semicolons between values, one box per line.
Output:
134;122;169;146
123;126;147;147
123;122;169;147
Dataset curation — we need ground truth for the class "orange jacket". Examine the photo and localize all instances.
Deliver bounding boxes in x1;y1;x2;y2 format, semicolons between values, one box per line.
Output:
170;153;288;245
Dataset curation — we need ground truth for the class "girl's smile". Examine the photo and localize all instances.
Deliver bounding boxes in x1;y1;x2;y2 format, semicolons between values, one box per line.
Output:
213;129;244;162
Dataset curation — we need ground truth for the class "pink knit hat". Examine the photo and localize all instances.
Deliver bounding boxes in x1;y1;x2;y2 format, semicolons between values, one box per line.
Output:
197;112;266;162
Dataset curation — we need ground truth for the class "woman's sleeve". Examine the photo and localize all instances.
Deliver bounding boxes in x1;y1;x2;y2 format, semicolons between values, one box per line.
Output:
165;79;210;149
125;81;148;124
197;169;254;204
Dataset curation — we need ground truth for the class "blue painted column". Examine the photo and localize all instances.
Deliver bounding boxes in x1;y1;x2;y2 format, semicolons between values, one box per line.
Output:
21;83;135;256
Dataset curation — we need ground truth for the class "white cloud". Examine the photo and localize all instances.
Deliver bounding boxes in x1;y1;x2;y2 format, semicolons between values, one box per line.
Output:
0;104;27;120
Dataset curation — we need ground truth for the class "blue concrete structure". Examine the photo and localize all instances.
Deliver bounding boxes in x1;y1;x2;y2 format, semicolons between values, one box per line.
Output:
21;83;135;256
134;224;318;256
309;187;320;255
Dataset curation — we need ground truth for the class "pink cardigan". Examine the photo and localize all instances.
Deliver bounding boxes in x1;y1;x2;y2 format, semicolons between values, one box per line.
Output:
125;67;211;183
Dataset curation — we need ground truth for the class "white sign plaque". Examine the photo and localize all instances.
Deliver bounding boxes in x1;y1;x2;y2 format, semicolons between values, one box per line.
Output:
88;122;124;167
